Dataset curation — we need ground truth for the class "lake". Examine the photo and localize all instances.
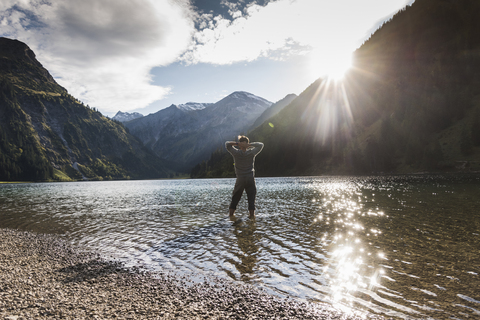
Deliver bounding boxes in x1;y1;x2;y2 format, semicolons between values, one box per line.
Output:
0;175;479;319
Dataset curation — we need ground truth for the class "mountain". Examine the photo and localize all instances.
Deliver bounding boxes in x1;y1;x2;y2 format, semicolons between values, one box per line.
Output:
176;102;210;111
123;102;214;150
0;37;170;181
124;92;271;171
191;0;480;178
250;94;297;130
112;111;143;122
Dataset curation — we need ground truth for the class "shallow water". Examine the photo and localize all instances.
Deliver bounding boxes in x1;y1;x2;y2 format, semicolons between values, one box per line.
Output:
0;175;479;319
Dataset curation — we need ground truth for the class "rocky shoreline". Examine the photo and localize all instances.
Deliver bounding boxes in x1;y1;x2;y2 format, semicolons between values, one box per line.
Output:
0;228;385;319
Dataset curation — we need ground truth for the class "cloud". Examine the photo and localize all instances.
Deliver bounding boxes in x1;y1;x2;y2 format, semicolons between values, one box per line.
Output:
1;0;195;114
1;0;413;114
182;0;412;65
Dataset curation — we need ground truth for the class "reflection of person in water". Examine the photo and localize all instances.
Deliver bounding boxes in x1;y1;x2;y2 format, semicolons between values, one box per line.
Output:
225;136;264;218
231;218;259;278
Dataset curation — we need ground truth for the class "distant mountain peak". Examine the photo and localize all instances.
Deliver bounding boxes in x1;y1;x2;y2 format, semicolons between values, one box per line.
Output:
215;91;273;113
123;90;272;171
112;111;143;122
229;91;270;102
176;102;212;112
231;91;251;95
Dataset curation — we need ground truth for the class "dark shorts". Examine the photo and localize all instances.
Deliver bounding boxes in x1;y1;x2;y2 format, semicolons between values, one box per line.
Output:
229;174;257;211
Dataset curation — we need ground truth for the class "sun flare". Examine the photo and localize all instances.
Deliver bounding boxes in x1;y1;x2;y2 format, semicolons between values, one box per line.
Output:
309;50;352;81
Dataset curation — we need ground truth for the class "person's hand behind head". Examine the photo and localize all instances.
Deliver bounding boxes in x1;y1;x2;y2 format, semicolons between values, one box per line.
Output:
238;141;249;149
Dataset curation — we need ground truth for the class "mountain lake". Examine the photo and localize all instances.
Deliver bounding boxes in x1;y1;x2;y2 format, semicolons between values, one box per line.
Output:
0;175;479;319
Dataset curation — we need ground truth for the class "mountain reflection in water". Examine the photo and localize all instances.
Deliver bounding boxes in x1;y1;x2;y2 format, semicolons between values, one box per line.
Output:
0;175;479;319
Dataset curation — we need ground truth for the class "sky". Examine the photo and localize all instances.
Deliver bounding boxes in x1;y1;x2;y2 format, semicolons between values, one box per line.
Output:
0;0;413;117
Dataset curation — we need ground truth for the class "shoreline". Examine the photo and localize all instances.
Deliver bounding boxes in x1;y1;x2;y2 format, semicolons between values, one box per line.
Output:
1;171;479;185
0;228;385;319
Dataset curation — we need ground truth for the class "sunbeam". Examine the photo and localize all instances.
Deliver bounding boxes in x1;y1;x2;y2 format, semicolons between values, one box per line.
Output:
301;76;354;146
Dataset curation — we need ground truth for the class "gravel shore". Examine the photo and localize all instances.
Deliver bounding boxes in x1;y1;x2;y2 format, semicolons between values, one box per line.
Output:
0;228;386;319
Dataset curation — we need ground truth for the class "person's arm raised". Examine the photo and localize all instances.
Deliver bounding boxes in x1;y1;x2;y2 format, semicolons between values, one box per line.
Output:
249;142;264;154
225;141;238;152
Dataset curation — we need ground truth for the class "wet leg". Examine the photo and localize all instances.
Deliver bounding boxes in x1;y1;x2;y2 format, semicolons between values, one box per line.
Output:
245;176;257;218
229;177;244;216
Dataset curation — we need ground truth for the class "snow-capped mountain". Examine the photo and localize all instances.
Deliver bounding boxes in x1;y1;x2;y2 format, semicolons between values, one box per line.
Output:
124;91;272;171
112;111;143;122
177;102;212;111
211;91;272;114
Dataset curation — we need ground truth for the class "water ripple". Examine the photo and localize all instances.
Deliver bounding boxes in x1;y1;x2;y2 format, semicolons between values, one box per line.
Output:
1;175;479;319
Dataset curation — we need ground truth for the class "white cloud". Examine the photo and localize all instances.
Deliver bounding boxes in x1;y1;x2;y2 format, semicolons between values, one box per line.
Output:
1;0;195;114
183;0;412;66
1;0;413;114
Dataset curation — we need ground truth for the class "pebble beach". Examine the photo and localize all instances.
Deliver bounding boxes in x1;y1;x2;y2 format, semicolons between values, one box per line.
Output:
0;228;386;319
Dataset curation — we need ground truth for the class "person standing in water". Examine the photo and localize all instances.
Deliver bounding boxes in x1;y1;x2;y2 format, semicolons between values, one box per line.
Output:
225;136;264;218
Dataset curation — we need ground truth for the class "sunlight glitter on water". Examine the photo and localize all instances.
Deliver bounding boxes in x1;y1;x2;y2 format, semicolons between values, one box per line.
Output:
1;175;479;319
306;181;372;310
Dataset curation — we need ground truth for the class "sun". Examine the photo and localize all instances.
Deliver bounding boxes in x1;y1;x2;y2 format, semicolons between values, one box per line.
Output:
309;50;352;81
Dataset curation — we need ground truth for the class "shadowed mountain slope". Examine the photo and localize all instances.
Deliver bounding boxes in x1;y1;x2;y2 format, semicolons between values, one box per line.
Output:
0;37;170;181
192;0;480;177
250;94;297;131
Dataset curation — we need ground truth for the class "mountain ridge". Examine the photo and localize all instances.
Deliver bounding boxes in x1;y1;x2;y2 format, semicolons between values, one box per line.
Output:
112;111;144;122
123;91;272;171
250;93;297;130
191;0;480;178
0;37;170;181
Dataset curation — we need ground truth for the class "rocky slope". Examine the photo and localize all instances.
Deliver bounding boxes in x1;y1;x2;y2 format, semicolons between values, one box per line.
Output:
0;37;169;181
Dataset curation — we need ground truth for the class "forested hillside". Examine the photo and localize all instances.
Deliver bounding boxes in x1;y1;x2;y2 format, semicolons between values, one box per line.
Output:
0;38;169;181
191;0;480;178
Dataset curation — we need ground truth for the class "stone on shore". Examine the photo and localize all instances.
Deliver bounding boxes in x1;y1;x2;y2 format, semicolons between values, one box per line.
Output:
0;228;384;319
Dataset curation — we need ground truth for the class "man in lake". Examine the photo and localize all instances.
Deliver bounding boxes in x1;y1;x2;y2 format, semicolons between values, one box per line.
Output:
225;136;264;219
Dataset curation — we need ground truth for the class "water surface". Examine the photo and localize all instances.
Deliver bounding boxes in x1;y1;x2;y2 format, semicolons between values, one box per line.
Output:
0;175;479;319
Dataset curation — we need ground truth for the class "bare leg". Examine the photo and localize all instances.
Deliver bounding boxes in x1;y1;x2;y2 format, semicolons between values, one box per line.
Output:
249;209;255;219
229;208;235;216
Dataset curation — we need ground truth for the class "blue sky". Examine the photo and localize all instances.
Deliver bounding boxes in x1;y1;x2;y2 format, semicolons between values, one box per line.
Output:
1;0;413;117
